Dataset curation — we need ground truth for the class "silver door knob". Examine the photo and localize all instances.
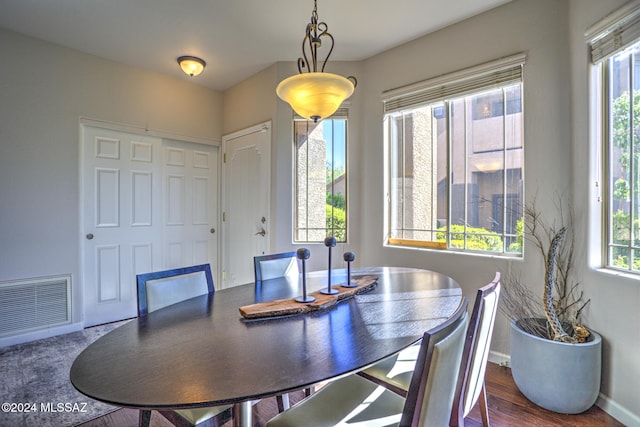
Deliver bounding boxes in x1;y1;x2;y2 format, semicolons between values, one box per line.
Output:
255;228;266;236
86;233;94;240
210;228;216;234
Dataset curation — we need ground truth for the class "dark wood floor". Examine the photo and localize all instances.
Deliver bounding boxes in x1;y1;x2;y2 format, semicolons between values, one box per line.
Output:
78;363;623;427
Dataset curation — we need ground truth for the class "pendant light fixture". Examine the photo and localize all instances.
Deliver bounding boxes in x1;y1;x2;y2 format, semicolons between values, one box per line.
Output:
276;0;356;122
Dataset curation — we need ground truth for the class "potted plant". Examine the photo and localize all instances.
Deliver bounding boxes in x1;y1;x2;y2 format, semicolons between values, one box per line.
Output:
501;200;602;414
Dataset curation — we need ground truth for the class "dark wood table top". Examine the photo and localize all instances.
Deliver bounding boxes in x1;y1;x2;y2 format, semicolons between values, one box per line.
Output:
70;266;462;410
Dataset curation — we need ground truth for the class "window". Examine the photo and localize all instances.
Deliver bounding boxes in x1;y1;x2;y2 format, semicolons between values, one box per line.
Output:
591;5;640;272
294;115;347;243
384;55;525;255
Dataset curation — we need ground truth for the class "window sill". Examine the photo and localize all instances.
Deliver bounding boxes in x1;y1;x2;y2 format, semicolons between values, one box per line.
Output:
594;267;640;282
387;238;446;250
385;238;523;260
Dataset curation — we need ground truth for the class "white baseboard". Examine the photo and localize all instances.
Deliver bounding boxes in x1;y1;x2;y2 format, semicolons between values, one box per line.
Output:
489;351;639;425
0;322;84;348
597;393;640;427
488;349;510;367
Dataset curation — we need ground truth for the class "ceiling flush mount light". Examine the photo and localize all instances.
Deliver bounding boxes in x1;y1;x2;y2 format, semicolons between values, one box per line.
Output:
276;0;356;122
177;56;206;77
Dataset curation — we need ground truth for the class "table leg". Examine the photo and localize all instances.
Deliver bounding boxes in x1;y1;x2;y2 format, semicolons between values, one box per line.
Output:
233;401;252;427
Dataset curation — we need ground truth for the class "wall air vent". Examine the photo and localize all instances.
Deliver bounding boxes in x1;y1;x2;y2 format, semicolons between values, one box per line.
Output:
0;275;71;337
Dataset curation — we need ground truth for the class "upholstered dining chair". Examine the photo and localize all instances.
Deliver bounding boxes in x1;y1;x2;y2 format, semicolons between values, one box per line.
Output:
136;264;233;427
253;251;298;282
357;272;501;427
266;297;469;427
450;272;501;426
253;251;310;412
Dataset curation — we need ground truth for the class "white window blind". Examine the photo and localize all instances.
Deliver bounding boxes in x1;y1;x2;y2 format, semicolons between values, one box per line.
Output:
383;53;525;114
589;3;640;64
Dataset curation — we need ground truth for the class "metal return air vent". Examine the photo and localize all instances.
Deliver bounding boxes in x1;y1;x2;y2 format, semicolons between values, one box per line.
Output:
0;275;71;337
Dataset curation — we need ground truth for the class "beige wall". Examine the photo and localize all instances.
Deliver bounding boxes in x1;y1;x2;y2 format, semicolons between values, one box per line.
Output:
0;28;223;331
222;64;277;136
569;0;640;422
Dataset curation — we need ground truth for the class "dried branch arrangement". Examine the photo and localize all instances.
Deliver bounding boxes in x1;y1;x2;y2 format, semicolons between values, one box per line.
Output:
500;199;590;342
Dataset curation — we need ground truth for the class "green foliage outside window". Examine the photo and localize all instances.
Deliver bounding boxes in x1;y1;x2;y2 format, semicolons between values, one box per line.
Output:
610;90;640;269
326;204;346;241
507;218;524;254
426;221;524;253
610;210;640;269
326;193;346;210
435;224;504;252
611;91;640;169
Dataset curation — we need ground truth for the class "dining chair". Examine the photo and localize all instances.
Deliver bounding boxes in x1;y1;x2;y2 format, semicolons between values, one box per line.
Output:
253;251;310;412
136;264;233;427
265;297;469;427
136;263;215;316
357;272;501;427
450;272;501;426
253;251;299;282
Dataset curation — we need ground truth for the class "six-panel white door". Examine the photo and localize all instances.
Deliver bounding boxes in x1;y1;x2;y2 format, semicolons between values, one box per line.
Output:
82;126;218;326
162;139;219;274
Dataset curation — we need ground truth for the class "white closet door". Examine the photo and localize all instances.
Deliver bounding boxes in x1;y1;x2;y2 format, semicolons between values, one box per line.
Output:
162;139;219;279
82;126;163;326
82;126;219;326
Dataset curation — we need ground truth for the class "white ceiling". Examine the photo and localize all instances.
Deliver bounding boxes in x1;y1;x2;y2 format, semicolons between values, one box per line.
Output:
0;0;511;92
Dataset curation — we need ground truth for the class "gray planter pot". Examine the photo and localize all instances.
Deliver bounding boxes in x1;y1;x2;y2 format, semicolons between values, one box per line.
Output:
510;319;602;414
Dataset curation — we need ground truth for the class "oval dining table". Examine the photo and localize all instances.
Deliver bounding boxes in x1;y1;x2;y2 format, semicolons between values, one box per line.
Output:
70;266;462;427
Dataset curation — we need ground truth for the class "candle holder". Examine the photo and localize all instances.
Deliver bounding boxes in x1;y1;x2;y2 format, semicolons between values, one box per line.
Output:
341;251;357;288
295;248;315;303
320;236;339;295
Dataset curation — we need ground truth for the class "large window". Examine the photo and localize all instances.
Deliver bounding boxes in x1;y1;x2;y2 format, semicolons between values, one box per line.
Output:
384;55;525;255
592;6;640;272
294;115;347;243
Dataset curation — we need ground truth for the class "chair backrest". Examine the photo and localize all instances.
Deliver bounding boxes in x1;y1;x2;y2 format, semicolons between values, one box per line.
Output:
400;297;469;427
451;272;501;425
136;264;214;316
253;252;298;282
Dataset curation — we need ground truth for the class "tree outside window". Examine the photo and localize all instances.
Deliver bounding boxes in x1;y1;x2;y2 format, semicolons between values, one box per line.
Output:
607;41;640;271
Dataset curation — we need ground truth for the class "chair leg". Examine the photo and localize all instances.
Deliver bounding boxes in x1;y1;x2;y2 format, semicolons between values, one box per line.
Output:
479;382;490;427
276;388;311;412
139;409;152;427
276;394;290;412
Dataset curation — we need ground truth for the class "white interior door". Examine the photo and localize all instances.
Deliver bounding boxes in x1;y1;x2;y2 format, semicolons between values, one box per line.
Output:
162;139;219;277
82;126;219;326
82;126;163;326
221;121;271;288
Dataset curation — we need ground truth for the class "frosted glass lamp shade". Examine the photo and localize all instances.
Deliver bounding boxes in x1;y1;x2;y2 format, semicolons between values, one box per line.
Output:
276;72;354;122
177;56;206;77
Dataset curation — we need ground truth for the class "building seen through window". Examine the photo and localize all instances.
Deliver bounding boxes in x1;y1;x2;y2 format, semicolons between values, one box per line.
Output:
294;116;347;243
386;76;524;255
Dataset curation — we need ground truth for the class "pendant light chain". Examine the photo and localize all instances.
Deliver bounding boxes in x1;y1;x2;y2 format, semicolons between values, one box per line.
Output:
276;0;357;122
298;0;335;74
